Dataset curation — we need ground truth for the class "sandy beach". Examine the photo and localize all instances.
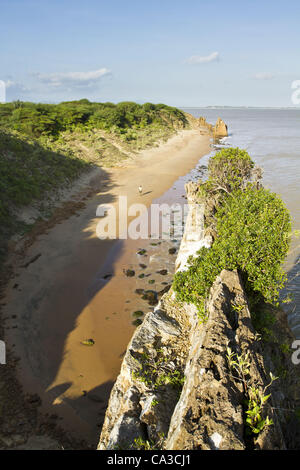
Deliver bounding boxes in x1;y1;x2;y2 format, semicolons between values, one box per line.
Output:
3;129;211;445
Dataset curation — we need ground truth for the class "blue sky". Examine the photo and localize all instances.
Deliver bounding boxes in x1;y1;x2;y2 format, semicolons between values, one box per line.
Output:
1;0;300;106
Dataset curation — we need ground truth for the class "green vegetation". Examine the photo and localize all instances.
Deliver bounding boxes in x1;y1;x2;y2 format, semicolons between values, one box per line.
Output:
132;349;184;391
0;100;188;270
246;387;274;435
172;147;296;443
131;434;165;450
132;436;156;450
0;101;188;217
251;307;277;342
206;147;255;194
0;130;90;267
173;148;291;320
227;347;278;436
0;100;188;141
0;131;88;223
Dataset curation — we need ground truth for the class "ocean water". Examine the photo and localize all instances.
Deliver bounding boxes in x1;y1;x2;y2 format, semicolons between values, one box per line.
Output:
183;108;300;337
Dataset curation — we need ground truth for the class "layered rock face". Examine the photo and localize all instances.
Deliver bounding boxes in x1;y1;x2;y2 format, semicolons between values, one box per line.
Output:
98;182;296;451
165;269;284;450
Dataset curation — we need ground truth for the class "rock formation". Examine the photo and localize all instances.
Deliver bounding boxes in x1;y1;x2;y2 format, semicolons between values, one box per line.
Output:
213;117;228;139
165;269;284;450
184;112;228;139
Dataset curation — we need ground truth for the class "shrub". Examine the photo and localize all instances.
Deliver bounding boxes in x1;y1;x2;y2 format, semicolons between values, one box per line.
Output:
215;186;291;303
207;147;255;194
173;152;291;316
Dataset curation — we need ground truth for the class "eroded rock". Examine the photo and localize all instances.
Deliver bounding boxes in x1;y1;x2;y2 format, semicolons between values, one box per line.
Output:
213;117;228;139
165;270;284;450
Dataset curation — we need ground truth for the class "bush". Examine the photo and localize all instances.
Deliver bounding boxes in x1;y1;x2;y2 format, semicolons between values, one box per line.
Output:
215;186;291;303
173;151;291;318
207;147;255;194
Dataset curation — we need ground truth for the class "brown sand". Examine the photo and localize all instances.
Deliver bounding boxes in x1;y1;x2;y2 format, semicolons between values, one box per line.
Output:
3;129;211;445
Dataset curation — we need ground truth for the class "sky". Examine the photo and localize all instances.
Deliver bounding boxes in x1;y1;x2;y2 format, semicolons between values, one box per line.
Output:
1;0;300;107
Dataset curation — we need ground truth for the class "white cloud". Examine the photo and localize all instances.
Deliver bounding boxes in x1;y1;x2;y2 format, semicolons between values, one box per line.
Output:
185;52;220;65
34;68;111;88
4;79;28;91
4;79;30;92
253;72;275;80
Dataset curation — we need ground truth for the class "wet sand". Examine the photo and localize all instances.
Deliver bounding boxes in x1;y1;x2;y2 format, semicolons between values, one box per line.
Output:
3;129;211;445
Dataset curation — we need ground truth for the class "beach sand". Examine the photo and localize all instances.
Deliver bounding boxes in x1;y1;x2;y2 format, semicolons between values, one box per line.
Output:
3;129;211;445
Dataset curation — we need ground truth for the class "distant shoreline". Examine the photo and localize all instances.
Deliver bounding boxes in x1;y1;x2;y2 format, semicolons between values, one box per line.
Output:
180;106;299;110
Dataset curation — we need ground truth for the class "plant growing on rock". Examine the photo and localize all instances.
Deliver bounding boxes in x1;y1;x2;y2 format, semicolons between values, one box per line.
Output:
226;347;251;387
132;348;184;391
245;372;278;436
131;433;165;450
246;387;274;435
132;436;155;450
207;147;255;194
226;348;278;436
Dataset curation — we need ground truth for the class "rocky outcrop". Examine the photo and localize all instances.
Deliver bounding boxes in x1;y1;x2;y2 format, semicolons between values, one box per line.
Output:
213;117;228;139
198;117;213;134
184;113;228;139
165;269;284;450
98;180;297;451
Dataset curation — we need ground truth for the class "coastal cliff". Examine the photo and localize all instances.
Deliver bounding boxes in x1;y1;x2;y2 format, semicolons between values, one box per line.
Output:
98;179;300;450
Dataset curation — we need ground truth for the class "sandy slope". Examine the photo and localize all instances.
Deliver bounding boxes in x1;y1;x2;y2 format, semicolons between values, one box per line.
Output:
3;129;211;445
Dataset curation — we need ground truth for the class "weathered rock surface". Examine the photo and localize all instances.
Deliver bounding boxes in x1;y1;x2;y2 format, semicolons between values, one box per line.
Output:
184;112;228;139
165;270;284;450
175;182;212;273
213;117;228;139
98;296;192;449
